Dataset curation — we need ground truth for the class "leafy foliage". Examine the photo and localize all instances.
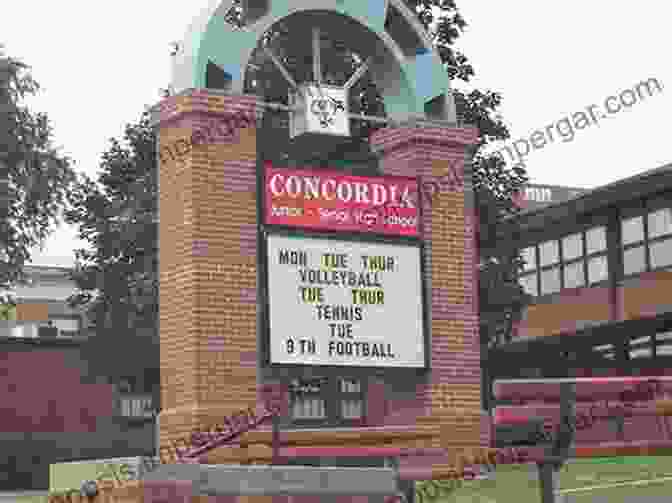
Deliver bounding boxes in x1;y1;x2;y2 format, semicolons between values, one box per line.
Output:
415;478;461;503
0;45;76;304
64;111;158;379
0;302;15;320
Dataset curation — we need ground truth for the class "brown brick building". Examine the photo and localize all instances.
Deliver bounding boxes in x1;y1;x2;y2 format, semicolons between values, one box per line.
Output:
491;163;672;450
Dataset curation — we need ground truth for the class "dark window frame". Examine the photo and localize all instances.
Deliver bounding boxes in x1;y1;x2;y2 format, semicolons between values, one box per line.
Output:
288;376;366;428
46;314;83;336
648;234;672;270
562;256;585;290
585;250;609;285
289;376;329;427
517;220;610;298
115;374;156;424
647;197;672;239
338;378;366;422
538;262;561;296
620;194;672;278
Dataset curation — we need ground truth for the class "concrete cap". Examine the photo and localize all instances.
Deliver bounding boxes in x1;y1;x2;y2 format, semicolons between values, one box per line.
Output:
142;464;399;496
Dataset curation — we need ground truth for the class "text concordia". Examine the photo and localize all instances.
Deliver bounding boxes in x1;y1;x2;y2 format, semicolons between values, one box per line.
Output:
268;172;418;208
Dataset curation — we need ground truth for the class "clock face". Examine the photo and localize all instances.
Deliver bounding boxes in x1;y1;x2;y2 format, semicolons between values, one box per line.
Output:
308;90;346;128
290;84;351;138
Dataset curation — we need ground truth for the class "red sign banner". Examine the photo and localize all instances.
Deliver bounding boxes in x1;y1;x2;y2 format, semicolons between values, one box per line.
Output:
264;162;420;237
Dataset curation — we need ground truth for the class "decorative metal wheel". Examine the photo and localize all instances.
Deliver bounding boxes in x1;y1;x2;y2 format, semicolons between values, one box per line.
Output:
170;0;457;136
244;17;388;140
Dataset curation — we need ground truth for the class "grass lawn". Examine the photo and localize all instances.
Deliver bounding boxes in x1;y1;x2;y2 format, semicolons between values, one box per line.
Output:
423;456;672;503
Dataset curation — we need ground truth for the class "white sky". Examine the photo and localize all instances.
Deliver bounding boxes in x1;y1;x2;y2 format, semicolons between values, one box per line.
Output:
2;1;670;267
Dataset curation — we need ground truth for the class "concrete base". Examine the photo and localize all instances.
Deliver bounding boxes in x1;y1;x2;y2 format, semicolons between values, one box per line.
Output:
142;464;399;497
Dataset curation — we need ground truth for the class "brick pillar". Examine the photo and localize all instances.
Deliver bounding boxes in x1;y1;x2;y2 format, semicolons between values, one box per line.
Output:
370;124;485;455
154;90;263;455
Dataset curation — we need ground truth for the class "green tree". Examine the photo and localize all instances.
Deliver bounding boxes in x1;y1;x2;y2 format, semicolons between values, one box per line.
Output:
0;45;76;307
64;111;158;381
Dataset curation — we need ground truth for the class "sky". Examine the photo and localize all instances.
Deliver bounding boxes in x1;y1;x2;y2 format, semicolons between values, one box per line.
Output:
2;1;670;267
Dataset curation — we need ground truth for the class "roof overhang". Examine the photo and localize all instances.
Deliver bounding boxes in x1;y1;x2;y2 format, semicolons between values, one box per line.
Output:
504;162;672;237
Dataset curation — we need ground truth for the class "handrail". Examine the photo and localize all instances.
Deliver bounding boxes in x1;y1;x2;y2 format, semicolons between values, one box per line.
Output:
179;403;280;461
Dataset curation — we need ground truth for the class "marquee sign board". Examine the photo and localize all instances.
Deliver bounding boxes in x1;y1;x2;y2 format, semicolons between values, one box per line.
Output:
264;163;420;237
265;234;426;368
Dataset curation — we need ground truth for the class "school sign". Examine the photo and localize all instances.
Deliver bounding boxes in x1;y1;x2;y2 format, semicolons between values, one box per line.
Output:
150;0;483;499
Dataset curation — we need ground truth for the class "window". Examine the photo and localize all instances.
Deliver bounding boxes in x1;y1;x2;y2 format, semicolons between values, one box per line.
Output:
289;377;364;426
629;335;652;359
540;267;560;295
518;246;538;296
539;240;559;267
118;375;155;420
622;216;644;246
562;233;582;261
290;377;327;421
658;344;672;356
650;239;672;269
586;226;607;254
519;273;538;297
656;330;672;357
648;207;672;239
120;395;155;418
620;197;672;277
623;245;645;275
593;343;616;361
588;255;608;283
50;317;81;337
564;261;584;289
563;231;586;290
521;247;536;271
293;395;327;419
340;379;363;419
517;223;609;298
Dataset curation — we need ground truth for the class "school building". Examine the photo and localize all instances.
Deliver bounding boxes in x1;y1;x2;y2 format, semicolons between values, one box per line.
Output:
491;162;672;449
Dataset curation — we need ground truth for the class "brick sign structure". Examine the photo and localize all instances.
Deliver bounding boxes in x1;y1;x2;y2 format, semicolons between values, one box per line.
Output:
152;0;485;500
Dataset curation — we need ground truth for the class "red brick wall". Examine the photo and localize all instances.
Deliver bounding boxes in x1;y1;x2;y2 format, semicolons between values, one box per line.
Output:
370;126;485;454
512;270;672;340
515;286;612;339
618;271;672;321
155;91;262;453
155;90;484;480
0;349;113;432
